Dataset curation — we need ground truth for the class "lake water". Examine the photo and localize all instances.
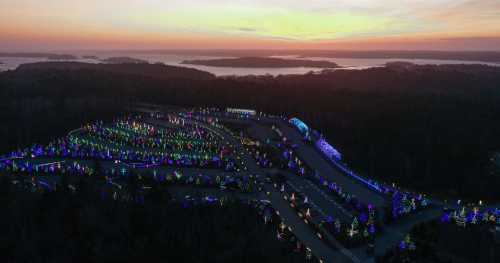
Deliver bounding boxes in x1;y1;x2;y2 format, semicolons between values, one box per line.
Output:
1;52;499;76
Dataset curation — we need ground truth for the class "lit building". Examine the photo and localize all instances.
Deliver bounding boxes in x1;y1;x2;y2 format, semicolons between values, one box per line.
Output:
226;108;256;116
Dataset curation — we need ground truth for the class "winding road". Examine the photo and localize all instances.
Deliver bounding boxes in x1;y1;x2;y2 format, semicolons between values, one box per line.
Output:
177;110;488;263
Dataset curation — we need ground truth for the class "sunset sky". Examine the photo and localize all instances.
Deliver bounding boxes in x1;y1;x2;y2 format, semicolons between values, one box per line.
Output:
1;0;500;51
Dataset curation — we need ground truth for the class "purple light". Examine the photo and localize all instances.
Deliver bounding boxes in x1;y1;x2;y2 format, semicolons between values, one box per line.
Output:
369;225;376;234
315;138;342;160
441;213;451;223
399;241;406;250
359;213;368;224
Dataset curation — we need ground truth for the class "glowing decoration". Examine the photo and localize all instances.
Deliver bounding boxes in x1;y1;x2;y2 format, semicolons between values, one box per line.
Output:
279;222;286;232
306;248;312;260
315;138;342;160
369;224;376;234
399;234;416;251
471;213;478;224
348;217;359;238
289;118;310;137
297;115;431;220
456;207;467;227
226;108;256;116
2;116;238;176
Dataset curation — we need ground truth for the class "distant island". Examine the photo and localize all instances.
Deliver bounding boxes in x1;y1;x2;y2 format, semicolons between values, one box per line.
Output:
101;57;148;64
0;52;77;60
82;55;99;60
181;56;339;68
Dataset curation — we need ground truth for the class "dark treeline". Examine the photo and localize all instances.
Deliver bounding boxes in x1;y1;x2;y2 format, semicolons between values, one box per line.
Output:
17;62;215;80
1;63;500;200
0;176;305;263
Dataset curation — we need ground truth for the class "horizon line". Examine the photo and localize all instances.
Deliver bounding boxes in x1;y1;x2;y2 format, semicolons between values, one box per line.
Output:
3;48;500;53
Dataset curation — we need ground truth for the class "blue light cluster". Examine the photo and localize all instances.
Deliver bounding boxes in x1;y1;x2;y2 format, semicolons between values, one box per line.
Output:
315;138;342;160
289;118;310;136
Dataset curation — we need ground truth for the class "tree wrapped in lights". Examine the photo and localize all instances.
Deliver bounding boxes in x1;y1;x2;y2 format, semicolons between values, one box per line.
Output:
348;217;359;237
399;234;416;251
456;207;467;227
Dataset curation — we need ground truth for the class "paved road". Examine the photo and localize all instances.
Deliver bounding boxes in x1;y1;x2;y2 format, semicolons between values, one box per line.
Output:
212;115;460;261
287;175;354;223
246;118;455;260
189;115;372;262
172;115;360;262
265;184;359;263
151;110;500;262
276;121;386;208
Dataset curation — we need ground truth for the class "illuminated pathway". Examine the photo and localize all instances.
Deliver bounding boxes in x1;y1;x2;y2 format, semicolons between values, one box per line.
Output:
173;114;366;263
276;121;386;209
183;110;457;262
116;110;500;261
147;113;359;263
287;177;353;222
265;184;360;263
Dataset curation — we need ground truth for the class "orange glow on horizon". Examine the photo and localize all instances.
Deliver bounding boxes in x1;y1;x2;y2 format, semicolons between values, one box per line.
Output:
1;0;500;51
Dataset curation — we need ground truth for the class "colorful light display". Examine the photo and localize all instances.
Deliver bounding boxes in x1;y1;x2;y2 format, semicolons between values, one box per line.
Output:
440;207;500;228
315;138;342;161
0;116;241;179
289;118;310;137
314;135;430;219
